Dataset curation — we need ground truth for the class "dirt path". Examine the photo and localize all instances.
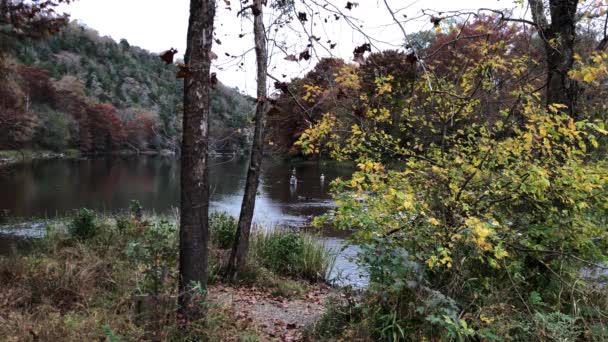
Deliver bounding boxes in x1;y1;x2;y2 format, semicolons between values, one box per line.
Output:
208;284;331;341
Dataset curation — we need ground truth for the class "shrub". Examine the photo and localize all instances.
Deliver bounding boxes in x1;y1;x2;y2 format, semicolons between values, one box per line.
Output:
68;208;98;240
532;312;581;342
294;17;608;339
308;101;608;339
128;200;143;221
252;230;335;281
125;220;178;295
115;215;134;234
209;212;237;249
253;230;303;275
305;290;364;340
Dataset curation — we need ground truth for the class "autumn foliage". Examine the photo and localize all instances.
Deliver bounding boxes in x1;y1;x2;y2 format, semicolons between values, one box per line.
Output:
273;15;608;340
0;1;137;152
0;61;149;152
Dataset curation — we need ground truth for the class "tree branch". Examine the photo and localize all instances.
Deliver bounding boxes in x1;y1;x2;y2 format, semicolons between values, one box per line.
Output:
383;0;433;91
528;0;549;31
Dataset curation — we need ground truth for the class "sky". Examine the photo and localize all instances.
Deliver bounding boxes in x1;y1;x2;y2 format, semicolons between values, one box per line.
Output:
58;0;525;95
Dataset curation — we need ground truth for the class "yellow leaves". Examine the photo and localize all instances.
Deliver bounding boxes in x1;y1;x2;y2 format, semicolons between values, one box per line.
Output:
569;51;608;84
295;113;336;155
527;166;552;196
592;51;608;64
365;108;392;123
302;84;322;102
466;217;494;251
593;121;608;135
567;119;576;131
349;174;365;188
431;165;444;174
427;248;452;269
440;255;453;268
375;75;394;95
493;245;509;260
357;160;384;173
334;65;361;90
377;108;391;122
382;186;416;211
377;82;392;96
584;72;598;83
297;38;608;291
402;198;414;211
548;103;568;114
427;255;438;269
480;313;495;325
451;233;463;241
516;105;591;159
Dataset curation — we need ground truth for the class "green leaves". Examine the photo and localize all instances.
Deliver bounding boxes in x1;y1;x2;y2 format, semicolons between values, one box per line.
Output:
303;59;607;339
289;17;608;338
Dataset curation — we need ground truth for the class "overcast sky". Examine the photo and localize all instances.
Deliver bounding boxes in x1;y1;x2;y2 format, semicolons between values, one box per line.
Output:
58;0;525;95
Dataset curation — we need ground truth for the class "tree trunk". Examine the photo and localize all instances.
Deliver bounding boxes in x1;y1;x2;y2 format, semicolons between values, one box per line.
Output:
530;0;579;117
545;0;578;117
227;0;268;280
178;0;216;320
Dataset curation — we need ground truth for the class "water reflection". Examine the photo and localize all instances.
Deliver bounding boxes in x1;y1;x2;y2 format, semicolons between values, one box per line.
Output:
0;156;367;286
0;156;353;223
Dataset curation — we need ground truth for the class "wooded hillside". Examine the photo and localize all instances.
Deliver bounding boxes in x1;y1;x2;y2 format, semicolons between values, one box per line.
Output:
0;21;254;153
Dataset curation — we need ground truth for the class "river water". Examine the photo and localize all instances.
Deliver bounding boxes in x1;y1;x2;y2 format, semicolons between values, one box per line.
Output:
0;156;367;287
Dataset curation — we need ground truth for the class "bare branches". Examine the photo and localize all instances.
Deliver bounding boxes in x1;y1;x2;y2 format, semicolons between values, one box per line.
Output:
267;73;312;121
478;8;538;27
422;7;538;27
382;0;432;90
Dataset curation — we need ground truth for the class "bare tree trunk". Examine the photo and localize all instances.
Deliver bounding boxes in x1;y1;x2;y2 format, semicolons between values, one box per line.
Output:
227;0;268;280
178;0;216;320
530;0;579;117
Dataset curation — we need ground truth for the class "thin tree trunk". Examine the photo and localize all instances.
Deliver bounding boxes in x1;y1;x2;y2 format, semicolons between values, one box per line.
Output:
227;0;268;279
178;0;216;320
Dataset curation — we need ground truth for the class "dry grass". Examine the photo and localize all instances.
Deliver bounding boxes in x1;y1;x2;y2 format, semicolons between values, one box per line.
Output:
0;211;332;341
0;216;263;341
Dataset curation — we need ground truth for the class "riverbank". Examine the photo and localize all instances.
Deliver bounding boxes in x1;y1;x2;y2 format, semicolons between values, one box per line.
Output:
0;148;348;169
0;208;338;341
0;149;180;168
0;149;81;167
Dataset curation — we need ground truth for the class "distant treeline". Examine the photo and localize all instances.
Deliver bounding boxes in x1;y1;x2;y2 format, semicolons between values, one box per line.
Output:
0;21;254;153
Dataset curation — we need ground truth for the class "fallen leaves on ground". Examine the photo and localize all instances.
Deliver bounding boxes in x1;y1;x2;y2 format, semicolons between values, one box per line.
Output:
208;284;332;341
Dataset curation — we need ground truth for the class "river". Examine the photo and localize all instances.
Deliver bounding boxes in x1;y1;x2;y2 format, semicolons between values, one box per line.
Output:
0;155;367;287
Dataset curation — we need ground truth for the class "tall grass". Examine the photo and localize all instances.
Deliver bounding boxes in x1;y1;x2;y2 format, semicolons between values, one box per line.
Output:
250;229;336;282
207;212;337;283
0;209;260;341
0;208;337;340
